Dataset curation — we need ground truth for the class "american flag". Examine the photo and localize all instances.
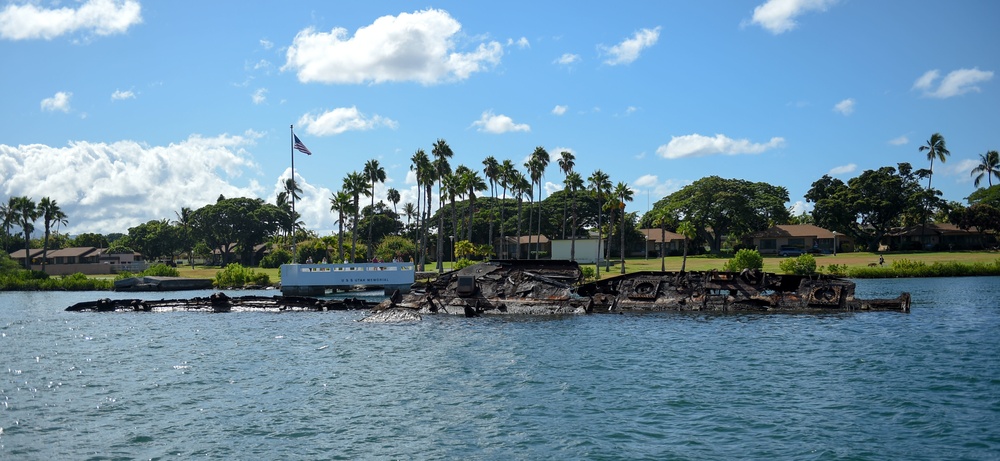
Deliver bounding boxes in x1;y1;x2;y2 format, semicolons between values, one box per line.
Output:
293;135;312;155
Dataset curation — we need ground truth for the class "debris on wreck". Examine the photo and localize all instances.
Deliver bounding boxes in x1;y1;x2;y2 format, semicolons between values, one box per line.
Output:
66;292;375;313
370;260;911;319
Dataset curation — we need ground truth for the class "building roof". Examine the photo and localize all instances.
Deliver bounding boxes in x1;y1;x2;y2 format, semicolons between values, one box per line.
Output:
45;247;99;258
8;248;44;259
748;224;839;239
889;222;982;237
505;234;550;244
638;228;686;243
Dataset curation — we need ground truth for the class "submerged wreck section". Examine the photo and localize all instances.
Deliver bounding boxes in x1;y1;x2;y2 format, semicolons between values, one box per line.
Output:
66;293;375;312
577;270;911;313
372;260;910;319
374;259;590;316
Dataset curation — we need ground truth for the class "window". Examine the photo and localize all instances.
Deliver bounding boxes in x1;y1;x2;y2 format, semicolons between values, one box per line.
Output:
761;239;776;250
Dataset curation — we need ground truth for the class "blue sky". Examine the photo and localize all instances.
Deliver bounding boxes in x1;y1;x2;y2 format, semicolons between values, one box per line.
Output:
1;0;997;236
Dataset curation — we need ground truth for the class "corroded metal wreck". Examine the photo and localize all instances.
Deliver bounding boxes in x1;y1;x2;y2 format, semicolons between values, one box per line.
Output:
368;259;911;320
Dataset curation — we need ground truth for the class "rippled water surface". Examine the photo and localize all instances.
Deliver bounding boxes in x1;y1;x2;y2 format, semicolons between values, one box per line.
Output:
2;278;999;460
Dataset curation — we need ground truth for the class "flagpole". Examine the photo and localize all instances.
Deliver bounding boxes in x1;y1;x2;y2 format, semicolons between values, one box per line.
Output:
290;124;297;264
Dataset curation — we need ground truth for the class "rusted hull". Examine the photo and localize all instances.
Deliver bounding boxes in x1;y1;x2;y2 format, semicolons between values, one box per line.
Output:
66;293;374;312
375;260;911;318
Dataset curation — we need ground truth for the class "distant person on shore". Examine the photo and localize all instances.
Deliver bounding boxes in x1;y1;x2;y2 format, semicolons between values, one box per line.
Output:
879;254;884;266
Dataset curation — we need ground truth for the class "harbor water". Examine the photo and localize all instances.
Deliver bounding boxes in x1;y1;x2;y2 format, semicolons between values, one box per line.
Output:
1;277;998;460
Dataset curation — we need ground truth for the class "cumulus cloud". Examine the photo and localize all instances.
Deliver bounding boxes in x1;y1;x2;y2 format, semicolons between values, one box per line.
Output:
833;98;854;115
748;0;836;34
508;36;529;48
298;106;398;136
656;133;785;159
283;9;502;85
888;135;909;146
555;53;580;65
829;163;856;175
0;133;268;234
912;68;994;98
252;88;267;105
472;110;530;134
41;91;72;112
600;27;660;65
0;0;142;40
111;89;134;101
789;200;813;216
551;105;568;116
260;38;273;50
632;174;688;199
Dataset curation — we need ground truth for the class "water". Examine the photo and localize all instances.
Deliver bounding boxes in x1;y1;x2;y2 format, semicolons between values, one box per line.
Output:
1;278;999;460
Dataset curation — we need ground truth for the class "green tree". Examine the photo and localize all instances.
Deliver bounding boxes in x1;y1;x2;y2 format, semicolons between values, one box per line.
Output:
363;158;386;259
191;197;283;265
329;190;353;263
677;221;697;272
386;187;401;216
919;132;950;190
846;163;928;251
431;138;454;271
128;219;178;262
588;170;611;276
529;146;550;259
72;232;109;248
482;156;500;256
12;196;38;269
652;176;790;255
564;171;585;261
343;171;370;263
38;197;68;272
557;151;576;239
614;182;634;274
375;235;416;262
173;207;195;267
971;150;1000;188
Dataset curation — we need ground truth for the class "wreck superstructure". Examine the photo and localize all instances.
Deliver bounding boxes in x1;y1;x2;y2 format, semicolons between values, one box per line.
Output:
374;260;911;318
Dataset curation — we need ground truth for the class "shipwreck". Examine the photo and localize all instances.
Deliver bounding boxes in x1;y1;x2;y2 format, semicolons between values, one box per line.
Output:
369;259;911;320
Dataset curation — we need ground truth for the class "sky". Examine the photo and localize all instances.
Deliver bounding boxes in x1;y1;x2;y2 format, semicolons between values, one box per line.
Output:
1;0;998;237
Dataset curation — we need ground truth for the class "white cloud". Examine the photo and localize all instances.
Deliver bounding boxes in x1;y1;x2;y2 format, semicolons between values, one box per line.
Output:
41;91;72;112
631;174;688;200
888;135;909;146
111;89;134;101
508;36;529;48
260;38;273;50
472;110;530;134
833;98;854;115
283;9;502;85
298;106;398;136
551;105;568;116
0;133;267;235
789;200;813;216
912;67;994;98
252;88;267;105
0;0;142;40
749;0;836;34
600;27;660;65
656;133;785;159
555;53;580;65
829;163;856;175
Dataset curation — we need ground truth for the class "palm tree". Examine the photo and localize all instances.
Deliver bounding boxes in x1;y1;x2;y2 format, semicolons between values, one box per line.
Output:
557;151;575;239
524;158;540;258
919;133;950;190
363;159;386;259
588;170;610;277
386;188;401;217
614;182;634;274
402;202;417;236
329;190;352;263
498;159;516;258
444;170;462;262
410;149;432;269
649;207;670;271
13;196;38;269
460;167;487;242
173;206;194;268
677;221;696;272
971;150;1000;188
37;197;68;272
510;170;530;259
431;139;454;272
564;171;584;261
482;156;500;255
529;147;550;259
0;197;16;253
343;171;370;263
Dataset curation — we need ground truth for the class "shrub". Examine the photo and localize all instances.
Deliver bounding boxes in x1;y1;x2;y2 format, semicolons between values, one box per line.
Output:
824;263;848;277
580;266;596;282
779;254;818;275
375;235;416;262
453;258;474;270
214;263;270;288
143;263;180;277
722;249;763;272
259;249;291;268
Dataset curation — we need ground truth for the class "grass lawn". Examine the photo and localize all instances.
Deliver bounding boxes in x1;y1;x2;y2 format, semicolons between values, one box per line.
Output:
164;251;999;283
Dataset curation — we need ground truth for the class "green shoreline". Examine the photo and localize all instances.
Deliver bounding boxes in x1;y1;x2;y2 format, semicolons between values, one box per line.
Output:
3;251;998;291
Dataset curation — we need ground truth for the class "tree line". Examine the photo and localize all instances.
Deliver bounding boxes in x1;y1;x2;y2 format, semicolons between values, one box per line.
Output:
3;132;999;271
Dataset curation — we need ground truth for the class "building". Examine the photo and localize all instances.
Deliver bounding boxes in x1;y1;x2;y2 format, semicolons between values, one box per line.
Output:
550;232;605;263
637;228;687;257
745;224;854;254
882;223;993;250
8;247;146;275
